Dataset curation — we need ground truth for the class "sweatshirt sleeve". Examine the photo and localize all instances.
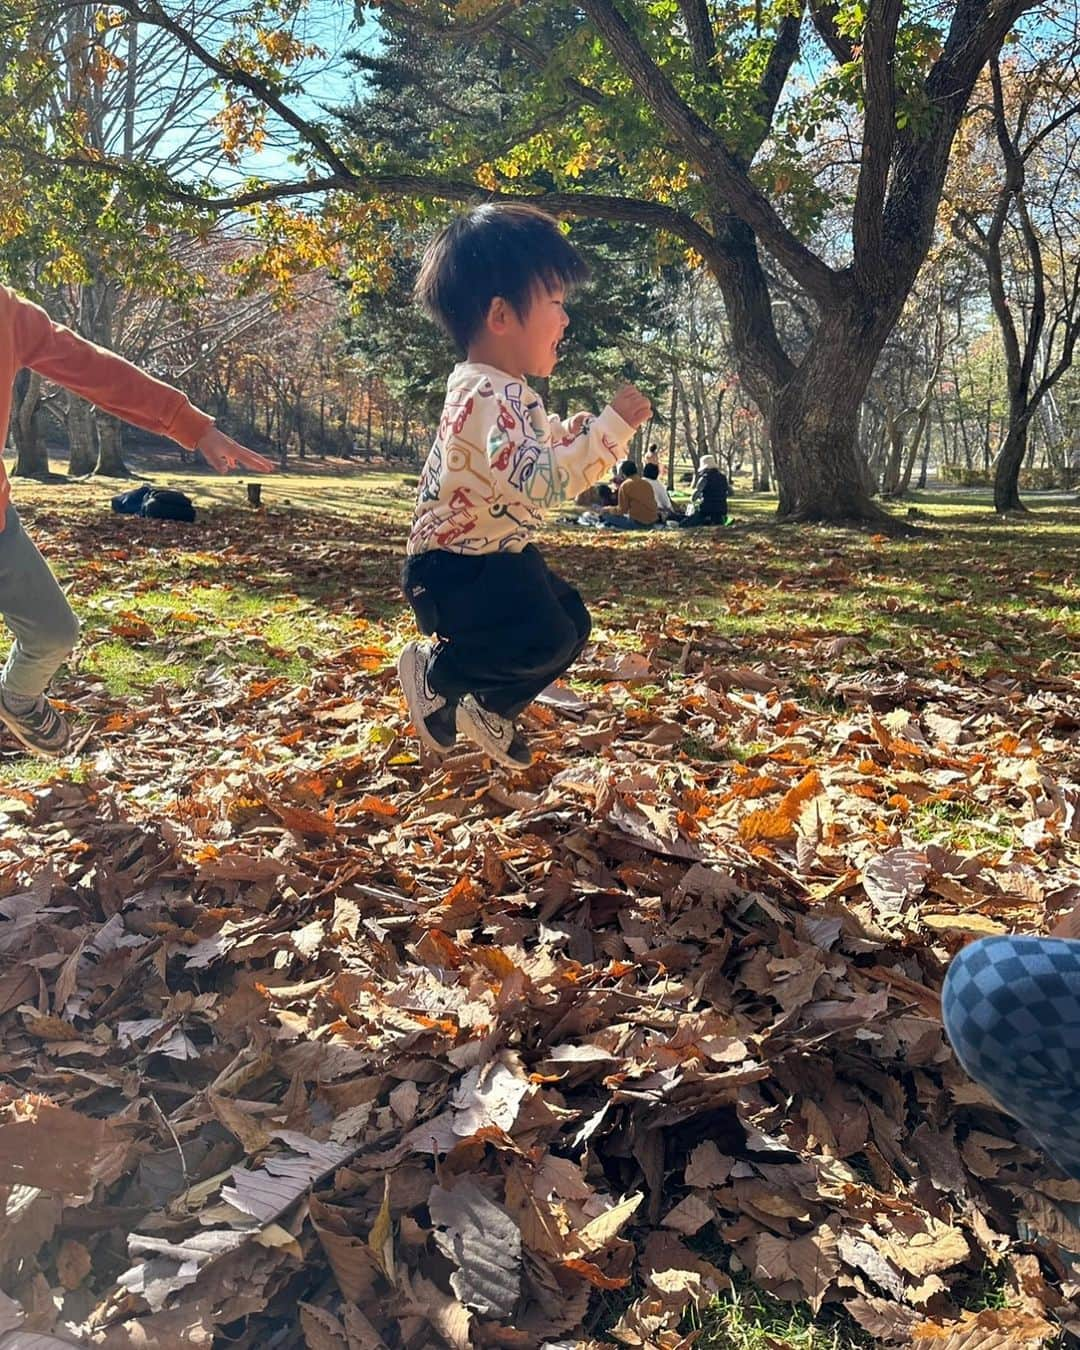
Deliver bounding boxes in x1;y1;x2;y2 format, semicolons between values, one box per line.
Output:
9;287;213;449
542;405;634;503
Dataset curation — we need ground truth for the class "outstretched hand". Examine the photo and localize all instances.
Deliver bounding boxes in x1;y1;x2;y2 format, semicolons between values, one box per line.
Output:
196;427;277;475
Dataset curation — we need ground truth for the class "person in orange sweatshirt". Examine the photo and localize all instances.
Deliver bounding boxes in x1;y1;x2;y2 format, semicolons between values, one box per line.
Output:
0;283;274;757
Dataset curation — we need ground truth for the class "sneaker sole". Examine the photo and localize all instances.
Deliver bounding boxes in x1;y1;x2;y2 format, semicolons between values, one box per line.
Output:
396;644;451;757
0;704;70;759
457;700;532;770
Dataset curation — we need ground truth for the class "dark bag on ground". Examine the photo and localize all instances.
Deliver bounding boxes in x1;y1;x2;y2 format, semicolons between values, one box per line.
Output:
141;488;196;522
111;484;152;515
111;484;196;523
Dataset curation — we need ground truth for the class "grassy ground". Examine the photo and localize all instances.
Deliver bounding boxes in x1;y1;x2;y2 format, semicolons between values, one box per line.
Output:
6;456;1080;1346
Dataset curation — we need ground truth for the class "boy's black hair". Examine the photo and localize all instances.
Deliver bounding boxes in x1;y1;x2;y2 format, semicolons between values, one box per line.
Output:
642;462;660;479
620;459;638;476
415;204;590;353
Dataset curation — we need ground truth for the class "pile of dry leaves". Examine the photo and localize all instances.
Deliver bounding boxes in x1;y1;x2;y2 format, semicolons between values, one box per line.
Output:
0;504;1078;1350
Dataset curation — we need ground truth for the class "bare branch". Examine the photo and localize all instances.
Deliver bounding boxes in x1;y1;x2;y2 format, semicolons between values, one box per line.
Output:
112;0;358;182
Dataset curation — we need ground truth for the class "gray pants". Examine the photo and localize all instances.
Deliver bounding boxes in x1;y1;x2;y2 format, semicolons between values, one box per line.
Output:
0;507;80;699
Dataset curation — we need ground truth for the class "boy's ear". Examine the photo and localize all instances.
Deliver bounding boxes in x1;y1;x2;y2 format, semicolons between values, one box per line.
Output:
485;295;511;333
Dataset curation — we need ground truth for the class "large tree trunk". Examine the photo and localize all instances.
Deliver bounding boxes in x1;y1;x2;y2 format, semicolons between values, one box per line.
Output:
766;309;894;524
994;395;1031;512
879;403;905;497
895;400;933;498
95;415;130;477
67;398;98;477
10;370;50;478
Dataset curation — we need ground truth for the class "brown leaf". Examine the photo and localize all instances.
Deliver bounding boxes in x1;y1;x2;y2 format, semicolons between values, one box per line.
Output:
428;1179;522;1319
0;1098;114;1194
56;1239;92;1291
862;847;930;919
574;1192;643;1254
207;1092;272;1154
309;1196;381;1303
910;1308;1057;1348
661;1192;714;1236
299;1304;348;1350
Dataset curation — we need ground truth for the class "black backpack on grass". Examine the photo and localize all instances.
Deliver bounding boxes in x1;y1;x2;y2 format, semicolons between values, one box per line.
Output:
111;484;196;523
141;488;196;522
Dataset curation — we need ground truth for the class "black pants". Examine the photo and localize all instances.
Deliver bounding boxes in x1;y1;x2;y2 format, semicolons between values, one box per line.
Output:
679;507;727;528
401;546;591;719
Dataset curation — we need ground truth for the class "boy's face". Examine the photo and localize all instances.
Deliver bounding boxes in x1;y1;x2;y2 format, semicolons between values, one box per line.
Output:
485;283;570;379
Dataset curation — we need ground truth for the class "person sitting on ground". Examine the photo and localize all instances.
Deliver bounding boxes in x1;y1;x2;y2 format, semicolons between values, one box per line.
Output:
679;454;729;527
397;203;651;770
575;481;616;509
600;458;659;529
642;461;682;521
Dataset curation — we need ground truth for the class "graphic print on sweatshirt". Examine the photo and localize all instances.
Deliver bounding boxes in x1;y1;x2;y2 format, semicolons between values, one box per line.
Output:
408;363;631;557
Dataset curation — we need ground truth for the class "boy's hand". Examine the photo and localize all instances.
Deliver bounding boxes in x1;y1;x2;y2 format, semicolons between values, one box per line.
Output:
196;427;277;475
611;384;652;429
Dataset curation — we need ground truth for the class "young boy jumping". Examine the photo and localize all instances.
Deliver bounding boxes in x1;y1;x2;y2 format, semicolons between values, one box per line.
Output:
0;282;274;757
397;205;651;769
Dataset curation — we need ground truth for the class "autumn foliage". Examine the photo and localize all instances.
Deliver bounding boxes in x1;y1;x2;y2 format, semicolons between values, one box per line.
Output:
0;491;1077;1347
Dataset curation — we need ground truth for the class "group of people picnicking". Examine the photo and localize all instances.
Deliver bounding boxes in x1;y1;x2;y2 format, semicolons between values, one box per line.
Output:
3;205;1077;1241
576;442;731;529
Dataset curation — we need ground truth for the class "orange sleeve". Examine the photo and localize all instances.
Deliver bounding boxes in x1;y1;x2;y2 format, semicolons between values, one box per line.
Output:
9;287;213;449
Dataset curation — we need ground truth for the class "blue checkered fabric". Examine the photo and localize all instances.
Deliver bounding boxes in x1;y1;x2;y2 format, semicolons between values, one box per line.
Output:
942;935;1080;1179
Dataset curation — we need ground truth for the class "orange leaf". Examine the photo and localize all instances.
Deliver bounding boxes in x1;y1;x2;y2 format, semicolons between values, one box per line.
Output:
739;809;796;843
264;799;337;839
471;946;517;978
358;795;398;818
415;929;464;969
779;769;823;820
561;1258;630;1290
443;875;482;907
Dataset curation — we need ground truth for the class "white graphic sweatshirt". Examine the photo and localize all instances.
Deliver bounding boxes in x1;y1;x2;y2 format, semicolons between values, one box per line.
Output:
407;362;632;556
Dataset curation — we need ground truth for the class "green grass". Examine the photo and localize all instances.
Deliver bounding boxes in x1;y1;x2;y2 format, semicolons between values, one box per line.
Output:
907;798;1017;852
691;1284;871;1350
81;640;197;695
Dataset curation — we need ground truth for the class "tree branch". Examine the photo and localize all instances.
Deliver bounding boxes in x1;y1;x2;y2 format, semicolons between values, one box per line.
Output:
807;0;855;65
852;0;901;284
112;0;358;182
575;0;842;306
752;14;802;136
677;0;716;76
6;134;730;278
880;0;1038;288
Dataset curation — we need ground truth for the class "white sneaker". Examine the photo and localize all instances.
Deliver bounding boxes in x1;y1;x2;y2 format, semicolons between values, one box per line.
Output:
457;695;532;769
396;642;456;754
